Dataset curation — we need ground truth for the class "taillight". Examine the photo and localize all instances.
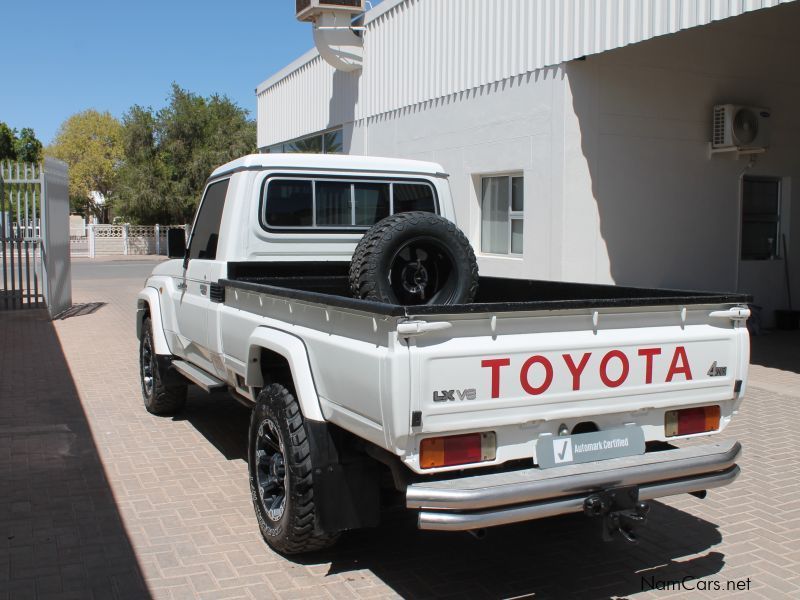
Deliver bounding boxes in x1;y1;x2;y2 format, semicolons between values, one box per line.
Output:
419;432;496;469
665;405;720;437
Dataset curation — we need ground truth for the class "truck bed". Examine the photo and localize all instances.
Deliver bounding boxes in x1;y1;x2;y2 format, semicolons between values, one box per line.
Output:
216;260;749;473
221;261;751;316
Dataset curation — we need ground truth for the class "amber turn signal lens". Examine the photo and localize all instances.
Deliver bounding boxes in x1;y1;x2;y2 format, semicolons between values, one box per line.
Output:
419;432;496;469
665;405;720;437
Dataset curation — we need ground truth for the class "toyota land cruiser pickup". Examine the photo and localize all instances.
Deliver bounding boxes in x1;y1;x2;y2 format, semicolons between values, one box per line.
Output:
136;153;747;554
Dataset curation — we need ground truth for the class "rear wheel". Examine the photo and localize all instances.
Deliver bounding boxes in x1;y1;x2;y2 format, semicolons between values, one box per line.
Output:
139;316;187;415
248;384;338;555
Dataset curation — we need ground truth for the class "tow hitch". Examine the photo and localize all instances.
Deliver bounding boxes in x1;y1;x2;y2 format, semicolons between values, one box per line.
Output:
583;486;650;543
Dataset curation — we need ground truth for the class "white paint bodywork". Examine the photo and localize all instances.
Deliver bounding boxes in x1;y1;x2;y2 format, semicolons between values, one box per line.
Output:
136;287;170;355
139;155;750;476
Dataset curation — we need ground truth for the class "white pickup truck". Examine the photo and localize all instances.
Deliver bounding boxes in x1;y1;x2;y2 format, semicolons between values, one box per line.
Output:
137;154;748;555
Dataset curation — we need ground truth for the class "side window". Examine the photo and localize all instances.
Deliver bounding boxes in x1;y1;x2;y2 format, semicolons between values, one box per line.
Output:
394;183;436;214
354;182;390;225
188;179;230;260
316;181;352;226
265;180;312;226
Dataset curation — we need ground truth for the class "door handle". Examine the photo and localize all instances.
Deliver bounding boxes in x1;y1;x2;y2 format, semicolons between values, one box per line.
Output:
200;284;208;296
709;307;750;321
397;320;453;337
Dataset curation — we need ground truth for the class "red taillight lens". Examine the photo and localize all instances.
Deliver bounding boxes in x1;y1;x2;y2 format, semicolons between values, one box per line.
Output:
665;405;720;437
419;432;496;469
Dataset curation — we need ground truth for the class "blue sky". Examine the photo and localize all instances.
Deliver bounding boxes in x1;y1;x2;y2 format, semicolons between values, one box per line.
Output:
0;0;355;145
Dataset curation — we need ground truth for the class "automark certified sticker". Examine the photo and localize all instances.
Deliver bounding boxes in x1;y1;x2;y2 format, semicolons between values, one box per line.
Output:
537;427;645;469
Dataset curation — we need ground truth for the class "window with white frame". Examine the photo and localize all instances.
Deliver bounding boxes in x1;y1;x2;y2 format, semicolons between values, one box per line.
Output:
481;174;523;255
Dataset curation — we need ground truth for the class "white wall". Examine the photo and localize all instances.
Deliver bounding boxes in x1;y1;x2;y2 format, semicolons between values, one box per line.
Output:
350;67;568;280
346;2;800;325
561;2;800;324
257;0;794;148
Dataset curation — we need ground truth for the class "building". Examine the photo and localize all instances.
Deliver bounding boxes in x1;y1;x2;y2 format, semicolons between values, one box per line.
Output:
256;0;799;327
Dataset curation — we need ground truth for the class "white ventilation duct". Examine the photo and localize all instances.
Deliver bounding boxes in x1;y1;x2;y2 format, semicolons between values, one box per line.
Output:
312;11;364;72
296;1;365;72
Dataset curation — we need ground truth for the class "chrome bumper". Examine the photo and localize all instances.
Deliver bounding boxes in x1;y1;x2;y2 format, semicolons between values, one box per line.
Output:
406;440;741;531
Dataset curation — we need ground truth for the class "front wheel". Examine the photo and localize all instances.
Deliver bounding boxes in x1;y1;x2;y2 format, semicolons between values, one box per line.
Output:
248;384;338;555
139;316;187;415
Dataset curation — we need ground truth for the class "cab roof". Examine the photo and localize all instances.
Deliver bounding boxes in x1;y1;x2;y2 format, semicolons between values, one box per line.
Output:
210;153;448;179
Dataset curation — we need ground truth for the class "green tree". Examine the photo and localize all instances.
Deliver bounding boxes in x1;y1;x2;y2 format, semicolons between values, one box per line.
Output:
114;84;256;224
14;128;43;163
0;122;16;160
46;110;123;221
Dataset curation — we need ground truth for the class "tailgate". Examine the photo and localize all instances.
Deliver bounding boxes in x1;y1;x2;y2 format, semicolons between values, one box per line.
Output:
408;305;748;436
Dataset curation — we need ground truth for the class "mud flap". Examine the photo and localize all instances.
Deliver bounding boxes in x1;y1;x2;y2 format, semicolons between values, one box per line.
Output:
306;421;381;534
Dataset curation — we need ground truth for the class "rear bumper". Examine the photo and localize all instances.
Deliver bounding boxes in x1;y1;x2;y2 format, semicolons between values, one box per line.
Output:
406;440;741;531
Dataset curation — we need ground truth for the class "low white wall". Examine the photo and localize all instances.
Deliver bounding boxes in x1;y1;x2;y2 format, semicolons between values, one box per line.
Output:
80;225;189;257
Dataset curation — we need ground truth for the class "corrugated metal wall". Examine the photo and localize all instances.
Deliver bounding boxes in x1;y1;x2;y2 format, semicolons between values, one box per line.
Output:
257;0;794;148
257;55;360;149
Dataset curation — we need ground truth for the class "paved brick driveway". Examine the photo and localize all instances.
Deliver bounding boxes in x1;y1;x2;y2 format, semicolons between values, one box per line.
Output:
2;256;799;599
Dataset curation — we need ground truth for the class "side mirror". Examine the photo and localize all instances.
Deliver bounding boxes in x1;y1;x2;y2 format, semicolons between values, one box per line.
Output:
167;228;187;259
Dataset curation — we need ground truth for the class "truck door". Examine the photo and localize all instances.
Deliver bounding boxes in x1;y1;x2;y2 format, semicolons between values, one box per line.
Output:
174;178;230;373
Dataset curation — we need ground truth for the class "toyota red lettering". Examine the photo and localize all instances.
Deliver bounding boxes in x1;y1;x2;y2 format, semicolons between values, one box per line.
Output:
563;352;591;391
520;356;554;395
665;346;693;382
638;348;661;384
481;346;694;398
480;358;510;398
599;350;629;388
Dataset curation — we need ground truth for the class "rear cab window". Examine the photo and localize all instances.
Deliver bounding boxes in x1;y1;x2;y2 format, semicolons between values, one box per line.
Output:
261;176;438;232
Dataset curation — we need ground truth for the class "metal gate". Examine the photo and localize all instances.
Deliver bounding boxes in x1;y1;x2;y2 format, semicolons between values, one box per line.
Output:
0;158;71;317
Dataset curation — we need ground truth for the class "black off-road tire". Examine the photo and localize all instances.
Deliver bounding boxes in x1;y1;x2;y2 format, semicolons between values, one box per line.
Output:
139;317;187;415
248;384;339;555
349;221;385;295
349;211;479;305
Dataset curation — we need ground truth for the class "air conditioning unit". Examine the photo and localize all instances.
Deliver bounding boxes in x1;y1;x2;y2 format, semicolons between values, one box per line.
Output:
296;0;365;22
712;104;771;150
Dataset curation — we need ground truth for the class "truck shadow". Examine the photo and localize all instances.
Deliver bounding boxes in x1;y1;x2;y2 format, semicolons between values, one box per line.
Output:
172;389;251;461
307;500;725;598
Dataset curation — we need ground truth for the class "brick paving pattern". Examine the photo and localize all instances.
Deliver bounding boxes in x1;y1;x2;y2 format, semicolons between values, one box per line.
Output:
1;256;799;599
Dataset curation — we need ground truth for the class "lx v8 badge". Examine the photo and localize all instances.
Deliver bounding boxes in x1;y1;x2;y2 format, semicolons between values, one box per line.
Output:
433;388;477;402
707;361;727;377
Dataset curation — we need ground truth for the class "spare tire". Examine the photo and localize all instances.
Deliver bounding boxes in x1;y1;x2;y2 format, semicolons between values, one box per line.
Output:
349;211;479;305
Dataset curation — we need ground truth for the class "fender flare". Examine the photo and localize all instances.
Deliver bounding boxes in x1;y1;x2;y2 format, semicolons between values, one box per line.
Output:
136;288;171;356
246;327;324;422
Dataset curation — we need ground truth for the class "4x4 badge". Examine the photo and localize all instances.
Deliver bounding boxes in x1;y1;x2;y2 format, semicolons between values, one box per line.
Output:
707;361;727;377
